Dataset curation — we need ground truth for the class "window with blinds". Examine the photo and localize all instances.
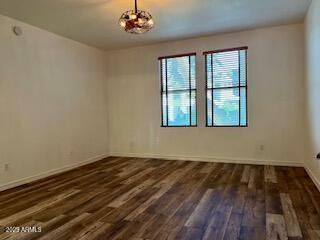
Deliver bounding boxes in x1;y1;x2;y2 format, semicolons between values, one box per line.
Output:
159;53;197;127
204;47;248;127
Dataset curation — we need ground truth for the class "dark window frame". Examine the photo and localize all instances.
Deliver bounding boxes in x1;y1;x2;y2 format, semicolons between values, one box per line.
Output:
159;53;197;127
204;46;248;128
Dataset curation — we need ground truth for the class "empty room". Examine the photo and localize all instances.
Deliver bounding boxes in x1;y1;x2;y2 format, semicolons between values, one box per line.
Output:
0;0;320;239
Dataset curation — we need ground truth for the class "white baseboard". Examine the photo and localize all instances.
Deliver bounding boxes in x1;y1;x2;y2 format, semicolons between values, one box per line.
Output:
110;152;303;167
304;164;320;192
0;153;110;192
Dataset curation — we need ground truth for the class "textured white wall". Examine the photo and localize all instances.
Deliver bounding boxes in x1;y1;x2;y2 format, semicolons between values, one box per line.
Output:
106;24;306;166
304;0;320;188
0;14;109;189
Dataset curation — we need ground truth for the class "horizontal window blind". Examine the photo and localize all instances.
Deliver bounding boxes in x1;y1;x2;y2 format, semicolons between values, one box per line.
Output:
159;53;197;127
205;47;248;127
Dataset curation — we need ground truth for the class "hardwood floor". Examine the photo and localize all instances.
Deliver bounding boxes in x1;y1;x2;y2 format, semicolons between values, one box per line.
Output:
0;157;320;240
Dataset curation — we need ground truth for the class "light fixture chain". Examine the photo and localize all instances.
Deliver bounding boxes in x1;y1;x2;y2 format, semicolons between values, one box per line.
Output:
135;0;138;13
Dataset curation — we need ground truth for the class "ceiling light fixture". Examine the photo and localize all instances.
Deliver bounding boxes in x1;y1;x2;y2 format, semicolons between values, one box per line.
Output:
119;0;154;34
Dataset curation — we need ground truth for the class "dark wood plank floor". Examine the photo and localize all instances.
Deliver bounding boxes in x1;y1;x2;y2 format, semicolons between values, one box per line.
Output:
0;157;320;240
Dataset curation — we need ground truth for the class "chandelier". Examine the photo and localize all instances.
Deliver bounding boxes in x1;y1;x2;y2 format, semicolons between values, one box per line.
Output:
119;0;154;34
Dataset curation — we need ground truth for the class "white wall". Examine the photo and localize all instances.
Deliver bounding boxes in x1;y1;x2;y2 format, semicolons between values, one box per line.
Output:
106;24;306;166
0;13;308;191
0;14;109;190
304;0;320;189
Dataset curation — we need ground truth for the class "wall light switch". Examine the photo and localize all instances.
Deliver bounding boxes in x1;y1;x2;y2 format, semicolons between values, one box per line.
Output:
4;163;9;171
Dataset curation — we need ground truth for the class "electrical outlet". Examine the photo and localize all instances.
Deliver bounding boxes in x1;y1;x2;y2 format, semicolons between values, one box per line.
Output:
317;153;320;160
4;163;9;171
130;141;134;151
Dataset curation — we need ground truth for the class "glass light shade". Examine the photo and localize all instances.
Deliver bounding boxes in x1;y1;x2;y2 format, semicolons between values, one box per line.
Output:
119;10;154;34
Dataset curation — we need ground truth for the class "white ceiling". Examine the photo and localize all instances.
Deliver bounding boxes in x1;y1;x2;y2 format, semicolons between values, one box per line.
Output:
0;0;311;50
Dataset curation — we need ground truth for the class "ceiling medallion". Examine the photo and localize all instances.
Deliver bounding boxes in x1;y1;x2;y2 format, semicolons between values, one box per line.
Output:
119;0;154;34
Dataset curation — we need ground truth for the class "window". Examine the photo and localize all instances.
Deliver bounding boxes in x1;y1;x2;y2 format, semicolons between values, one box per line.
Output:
159;53;197;127
204;47;248;127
